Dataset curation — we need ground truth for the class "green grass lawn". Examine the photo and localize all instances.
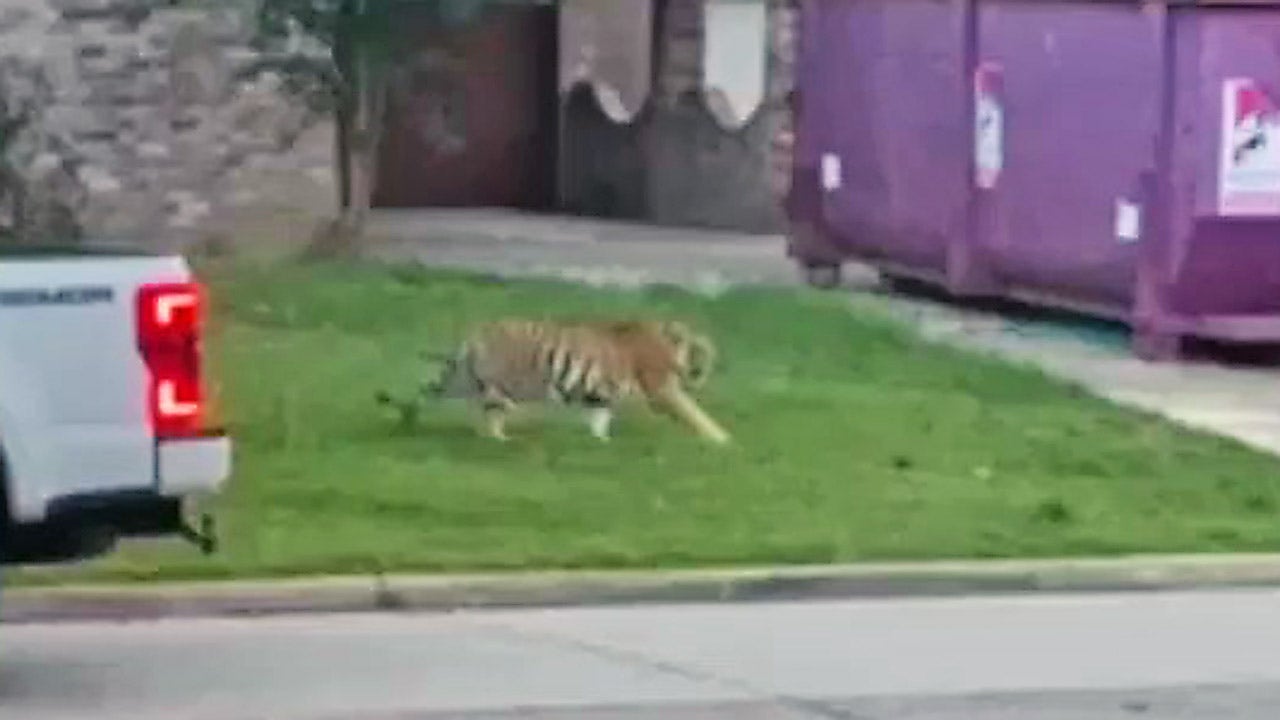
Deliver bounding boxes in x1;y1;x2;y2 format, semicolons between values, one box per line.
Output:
18;258;1280;584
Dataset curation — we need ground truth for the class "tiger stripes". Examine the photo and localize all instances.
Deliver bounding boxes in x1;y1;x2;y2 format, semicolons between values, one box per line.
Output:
425;318;730;444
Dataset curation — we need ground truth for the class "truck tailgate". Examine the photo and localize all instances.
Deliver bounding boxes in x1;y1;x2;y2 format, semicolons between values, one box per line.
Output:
0;255;193;520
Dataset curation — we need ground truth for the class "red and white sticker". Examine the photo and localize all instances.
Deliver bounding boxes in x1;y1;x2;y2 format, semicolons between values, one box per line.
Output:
1219;78;1280;216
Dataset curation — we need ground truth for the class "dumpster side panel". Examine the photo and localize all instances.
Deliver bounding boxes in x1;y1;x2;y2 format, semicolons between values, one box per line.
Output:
812;0;970;276
787;0;846;266
977;1;1162;312
1169;10;1280;322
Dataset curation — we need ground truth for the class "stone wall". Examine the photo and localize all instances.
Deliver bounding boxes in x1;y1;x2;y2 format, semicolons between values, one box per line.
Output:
559;0;798;235
646;0;797;233
0;0;335;251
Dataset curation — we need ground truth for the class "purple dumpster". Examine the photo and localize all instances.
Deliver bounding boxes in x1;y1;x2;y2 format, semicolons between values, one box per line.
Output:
787;0;1280;360
788;0;973;291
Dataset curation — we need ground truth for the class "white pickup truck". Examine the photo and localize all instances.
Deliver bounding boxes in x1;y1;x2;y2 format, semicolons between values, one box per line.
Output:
0;246;231;566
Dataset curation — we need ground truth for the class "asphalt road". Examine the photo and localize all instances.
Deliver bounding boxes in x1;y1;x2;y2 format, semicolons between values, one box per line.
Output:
4;588;1280;719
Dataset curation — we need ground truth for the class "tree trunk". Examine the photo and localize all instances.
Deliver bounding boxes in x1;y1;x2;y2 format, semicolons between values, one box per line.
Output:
347;43;387;227
330;3;392;244
332;0;357;227
0;161;25;242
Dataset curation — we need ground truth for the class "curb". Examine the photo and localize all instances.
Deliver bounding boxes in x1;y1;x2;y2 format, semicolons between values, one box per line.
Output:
6;553;1280;624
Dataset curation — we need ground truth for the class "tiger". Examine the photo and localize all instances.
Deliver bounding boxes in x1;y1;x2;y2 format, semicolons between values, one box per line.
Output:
420;318;731;444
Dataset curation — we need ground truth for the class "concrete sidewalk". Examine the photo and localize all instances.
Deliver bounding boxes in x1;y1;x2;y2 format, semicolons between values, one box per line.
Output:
898;300;1280;456
11;587;1280;719
12;586;1280;712
367;208;812;292
367;208;1280;457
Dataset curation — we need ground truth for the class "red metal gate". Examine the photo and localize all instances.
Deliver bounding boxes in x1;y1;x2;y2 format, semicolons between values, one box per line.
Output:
374;5;558;209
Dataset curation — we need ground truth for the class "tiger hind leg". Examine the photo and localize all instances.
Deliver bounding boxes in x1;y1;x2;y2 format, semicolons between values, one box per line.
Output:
483;405;511;441
480;386;516;441
584;404;614;441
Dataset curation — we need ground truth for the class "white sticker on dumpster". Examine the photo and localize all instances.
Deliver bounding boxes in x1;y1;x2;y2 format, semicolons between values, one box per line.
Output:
974;62;1004;190
1115;199;1141;243
820;152;842;192
1219;77;1280;216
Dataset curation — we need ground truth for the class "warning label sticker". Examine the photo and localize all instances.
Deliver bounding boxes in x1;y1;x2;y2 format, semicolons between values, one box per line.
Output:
1219;77;1280;216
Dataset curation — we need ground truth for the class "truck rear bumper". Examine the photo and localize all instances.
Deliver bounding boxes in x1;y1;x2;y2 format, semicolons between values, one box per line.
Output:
3;491;186;564
0;433;232;565
156;432;231;496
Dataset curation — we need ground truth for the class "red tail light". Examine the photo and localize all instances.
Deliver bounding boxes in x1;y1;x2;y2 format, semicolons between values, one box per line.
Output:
136;282;206;439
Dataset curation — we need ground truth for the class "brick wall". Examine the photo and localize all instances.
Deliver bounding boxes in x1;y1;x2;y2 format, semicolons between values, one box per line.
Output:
0;0;334;250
